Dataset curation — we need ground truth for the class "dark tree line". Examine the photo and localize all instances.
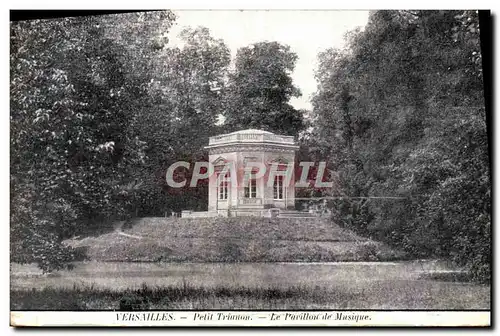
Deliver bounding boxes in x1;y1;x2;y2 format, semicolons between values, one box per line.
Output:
310;10;490;282
11;11;490;282
10;12;305;271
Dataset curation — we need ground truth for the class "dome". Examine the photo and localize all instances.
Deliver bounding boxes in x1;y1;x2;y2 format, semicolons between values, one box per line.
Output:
228;129;274;135
206;128;297;149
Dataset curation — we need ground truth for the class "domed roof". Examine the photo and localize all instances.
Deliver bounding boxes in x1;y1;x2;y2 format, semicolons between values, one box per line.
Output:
228;129;274;135
206;128;298;150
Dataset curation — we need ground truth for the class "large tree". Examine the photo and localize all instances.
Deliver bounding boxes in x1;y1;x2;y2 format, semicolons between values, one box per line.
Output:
133;26;231;214
224;41;305;135
10;12;177;271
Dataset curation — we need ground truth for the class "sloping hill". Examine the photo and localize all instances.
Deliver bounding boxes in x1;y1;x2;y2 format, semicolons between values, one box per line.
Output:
64;217;404;262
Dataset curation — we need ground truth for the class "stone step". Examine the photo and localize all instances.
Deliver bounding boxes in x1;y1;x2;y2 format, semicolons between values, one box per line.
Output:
277;211;317;218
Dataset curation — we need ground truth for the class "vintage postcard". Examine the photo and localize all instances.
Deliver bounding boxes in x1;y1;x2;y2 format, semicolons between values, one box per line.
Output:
9;9;491;327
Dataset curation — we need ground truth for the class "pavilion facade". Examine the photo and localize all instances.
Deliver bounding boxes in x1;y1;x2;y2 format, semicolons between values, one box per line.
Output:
181;129;301;218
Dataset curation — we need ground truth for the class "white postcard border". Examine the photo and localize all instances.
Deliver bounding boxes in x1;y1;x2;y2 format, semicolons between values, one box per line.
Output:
10;311;491;327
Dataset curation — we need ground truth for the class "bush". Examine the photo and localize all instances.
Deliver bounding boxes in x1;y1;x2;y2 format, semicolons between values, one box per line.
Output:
357;242;379;261
220;240;243;262
119;293;151;311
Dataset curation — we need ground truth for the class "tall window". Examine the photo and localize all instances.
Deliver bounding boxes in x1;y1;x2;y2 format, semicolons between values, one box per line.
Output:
218;172;229;200
244;178;257;198
274;175;284;200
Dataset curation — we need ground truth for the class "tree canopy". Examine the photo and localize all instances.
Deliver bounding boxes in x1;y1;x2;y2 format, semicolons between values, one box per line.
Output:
10;11;490;283
10;12;177;271
310;10;489;282
10;13;308;271
224;41;305;135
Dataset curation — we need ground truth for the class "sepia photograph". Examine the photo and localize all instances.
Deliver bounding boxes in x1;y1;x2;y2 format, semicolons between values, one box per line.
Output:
9;9;491;327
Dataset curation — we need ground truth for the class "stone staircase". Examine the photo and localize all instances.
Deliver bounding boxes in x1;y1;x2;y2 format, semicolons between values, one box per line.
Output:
276;209;317;218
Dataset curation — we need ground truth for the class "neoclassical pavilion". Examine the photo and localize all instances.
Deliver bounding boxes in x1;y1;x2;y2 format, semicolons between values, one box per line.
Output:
181;129;300;218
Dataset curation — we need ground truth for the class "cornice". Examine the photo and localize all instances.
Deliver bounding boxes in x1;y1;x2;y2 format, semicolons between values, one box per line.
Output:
208;144;298;155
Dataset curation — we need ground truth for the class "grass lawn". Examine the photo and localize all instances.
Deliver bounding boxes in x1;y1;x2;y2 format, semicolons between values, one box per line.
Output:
12;218;488;310
63;217;405;262
11;280;490;310
11;283;349;310
10;261;490;310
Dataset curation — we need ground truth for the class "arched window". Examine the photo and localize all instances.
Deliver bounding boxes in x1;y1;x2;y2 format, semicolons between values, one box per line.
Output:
273;175;284;200
218;172;230;200
244;177;257;198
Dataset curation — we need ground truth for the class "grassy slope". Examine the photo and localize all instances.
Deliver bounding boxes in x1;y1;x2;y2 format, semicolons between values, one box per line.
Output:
64;217;404;262
11;281;490;310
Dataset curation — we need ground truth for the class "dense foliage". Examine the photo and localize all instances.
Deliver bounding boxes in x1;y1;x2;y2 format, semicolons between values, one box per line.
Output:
10;12;176;271
11;11;490;282
224;42;305;135
311;10;490;282
10;12;307;271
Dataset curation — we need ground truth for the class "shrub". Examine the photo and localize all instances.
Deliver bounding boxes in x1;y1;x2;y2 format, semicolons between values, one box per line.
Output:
119;293;151;311
357;242;379;261
220;240;243;262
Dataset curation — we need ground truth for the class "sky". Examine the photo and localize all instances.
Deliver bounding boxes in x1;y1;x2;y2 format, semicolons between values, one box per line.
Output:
168;10;370;110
